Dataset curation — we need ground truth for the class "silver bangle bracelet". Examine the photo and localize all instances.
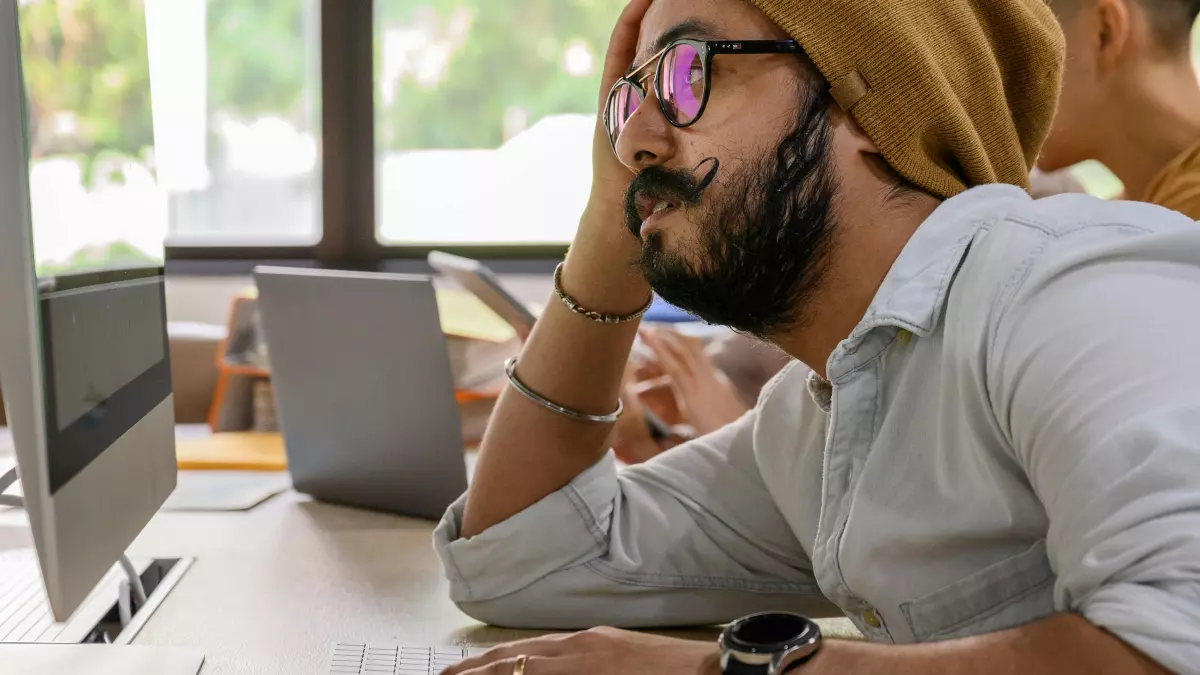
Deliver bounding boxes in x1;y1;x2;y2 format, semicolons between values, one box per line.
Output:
504;357;622;424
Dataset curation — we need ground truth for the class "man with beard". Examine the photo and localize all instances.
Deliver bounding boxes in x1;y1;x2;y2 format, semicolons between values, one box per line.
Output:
434;0;1200;673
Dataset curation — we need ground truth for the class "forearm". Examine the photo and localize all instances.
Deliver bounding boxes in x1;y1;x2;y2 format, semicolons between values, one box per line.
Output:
808;614;1168;675
460;209;648;538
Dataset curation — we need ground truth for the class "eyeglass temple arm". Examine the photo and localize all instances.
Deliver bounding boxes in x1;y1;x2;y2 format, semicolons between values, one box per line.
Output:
627;44;672;84
707;40;800;55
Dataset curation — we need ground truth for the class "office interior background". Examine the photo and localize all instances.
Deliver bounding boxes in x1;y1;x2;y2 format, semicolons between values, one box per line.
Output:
10;0;1199;334
25;0;1199;278
3;1;1200;671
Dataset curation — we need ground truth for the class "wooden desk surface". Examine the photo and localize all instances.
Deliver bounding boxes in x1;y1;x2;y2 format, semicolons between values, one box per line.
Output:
1;429;860;674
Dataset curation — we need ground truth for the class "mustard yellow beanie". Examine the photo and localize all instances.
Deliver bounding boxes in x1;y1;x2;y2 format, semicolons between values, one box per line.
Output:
746;0;1066;198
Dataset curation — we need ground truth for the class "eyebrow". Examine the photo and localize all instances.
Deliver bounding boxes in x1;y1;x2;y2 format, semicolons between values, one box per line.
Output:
627;19;722;76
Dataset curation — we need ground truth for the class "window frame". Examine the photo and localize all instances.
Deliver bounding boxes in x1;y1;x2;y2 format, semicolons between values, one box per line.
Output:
163;0;572;269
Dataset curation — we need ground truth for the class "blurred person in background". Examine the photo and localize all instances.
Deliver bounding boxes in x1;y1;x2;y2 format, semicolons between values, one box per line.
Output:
613;329;790;464
1041;0;1200;217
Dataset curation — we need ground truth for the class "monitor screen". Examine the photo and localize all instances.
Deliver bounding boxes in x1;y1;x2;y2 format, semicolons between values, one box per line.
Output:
38;269;170;493
17;0;170;494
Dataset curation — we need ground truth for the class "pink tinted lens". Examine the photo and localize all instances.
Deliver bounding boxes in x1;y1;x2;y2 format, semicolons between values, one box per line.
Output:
660;43;704;124
607;81;643;147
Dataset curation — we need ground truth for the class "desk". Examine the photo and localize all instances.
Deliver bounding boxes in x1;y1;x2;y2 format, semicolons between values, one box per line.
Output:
1;430;860;674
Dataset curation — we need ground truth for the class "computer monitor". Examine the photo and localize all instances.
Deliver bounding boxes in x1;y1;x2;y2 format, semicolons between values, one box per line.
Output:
0;0;177;623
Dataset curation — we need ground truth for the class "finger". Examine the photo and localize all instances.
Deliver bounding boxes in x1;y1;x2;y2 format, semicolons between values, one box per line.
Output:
657;331;704;371
601;0;654;90
440;639;568;675
613;386;652;442
451;655;561;675
645;331;695;382
630;375;671;396
637;360;665;381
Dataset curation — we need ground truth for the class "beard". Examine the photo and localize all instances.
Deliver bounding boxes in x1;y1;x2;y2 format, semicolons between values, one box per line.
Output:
623;87;839;339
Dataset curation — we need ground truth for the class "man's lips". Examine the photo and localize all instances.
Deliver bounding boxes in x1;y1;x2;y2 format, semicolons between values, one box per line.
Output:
635;194;680;222
638;201;678;238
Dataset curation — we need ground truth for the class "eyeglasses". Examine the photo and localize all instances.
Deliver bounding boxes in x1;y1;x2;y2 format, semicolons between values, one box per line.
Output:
604;39;800;152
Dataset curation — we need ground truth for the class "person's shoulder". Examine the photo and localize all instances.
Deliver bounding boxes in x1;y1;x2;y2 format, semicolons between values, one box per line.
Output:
1145;138;1200;220
999;194;1199;275
946;192;1200;348
965;193;1198;287
1004;192;1195;238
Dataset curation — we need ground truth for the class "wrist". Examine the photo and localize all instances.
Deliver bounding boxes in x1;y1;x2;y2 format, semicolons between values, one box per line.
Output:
701;648;723;675
718;612;823;674
560;216;651;317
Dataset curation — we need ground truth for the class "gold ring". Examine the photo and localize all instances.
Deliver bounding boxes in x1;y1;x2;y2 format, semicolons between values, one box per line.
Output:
512;654;528;675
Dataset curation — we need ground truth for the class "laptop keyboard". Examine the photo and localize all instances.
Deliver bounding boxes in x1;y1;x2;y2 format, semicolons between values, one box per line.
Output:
328;644;484;675
0;549;65;644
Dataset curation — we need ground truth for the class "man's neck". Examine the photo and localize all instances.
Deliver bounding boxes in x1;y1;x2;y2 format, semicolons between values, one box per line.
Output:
772;190;942;380
1097;59;1200;201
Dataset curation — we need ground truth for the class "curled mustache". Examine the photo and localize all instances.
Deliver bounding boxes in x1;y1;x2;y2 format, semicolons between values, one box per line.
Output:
624;158;721;239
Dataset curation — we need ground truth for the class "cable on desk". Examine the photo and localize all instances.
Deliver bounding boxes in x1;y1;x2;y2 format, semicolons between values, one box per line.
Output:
0;470;148;628
0;467;17;495
118;554;148;606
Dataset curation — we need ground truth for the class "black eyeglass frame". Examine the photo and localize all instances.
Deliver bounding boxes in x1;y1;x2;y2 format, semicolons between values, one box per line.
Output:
604;39;801;152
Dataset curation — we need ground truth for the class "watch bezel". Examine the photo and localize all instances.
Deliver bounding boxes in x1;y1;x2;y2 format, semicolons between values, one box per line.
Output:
719;612;822;674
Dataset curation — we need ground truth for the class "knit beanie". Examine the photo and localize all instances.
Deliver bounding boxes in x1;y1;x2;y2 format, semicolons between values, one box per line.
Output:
746;0;1065;198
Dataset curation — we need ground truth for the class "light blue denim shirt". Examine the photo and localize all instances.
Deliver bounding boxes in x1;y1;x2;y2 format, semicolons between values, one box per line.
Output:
434;185;1200;673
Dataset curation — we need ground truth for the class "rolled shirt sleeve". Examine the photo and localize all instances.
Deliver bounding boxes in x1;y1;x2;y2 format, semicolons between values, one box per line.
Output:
992;224;1200;672
434;408;827;629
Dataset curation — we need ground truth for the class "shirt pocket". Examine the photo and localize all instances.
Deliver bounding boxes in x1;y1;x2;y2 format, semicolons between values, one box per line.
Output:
899;540;1057;642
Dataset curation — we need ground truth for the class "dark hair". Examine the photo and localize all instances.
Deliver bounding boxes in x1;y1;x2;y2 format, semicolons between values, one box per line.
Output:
1142;0;1200;51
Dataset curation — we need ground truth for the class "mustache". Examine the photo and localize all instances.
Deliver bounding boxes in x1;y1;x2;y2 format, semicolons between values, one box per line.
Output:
624;158;721;238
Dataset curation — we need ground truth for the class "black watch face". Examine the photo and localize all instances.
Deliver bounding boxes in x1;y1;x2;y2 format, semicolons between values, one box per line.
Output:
721;612;821;674
729;613;812;648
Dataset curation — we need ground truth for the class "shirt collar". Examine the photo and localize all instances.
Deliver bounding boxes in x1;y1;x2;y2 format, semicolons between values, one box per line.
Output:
822;183;1029;384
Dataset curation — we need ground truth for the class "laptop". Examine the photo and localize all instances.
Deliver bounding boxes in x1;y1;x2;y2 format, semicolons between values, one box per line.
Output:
253;266;468;521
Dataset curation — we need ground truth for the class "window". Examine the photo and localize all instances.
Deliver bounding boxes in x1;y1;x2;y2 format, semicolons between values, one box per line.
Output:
19;0;166;274
373;0;626;246
18;0;321;271
154;0;321;246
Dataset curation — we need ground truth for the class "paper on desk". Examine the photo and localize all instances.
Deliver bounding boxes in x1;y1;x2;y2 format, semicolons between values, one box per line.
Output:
436;289;517;343
176;432;288;471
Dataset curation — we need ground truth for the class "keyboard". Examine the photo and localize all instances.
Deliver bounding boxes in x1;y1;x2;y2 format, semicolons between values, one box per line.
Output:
0;548;153;644
327;644;484;675
0;549;66;643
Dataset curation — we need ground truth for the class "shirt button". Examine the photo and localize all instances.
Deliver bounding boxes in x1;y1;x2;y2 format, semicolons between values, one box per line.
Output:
863;608;882;629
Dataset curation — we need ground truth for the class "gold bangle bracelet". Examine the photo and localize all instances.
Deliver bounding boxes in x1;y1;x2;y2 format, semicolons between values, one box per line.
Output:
553;263;653;324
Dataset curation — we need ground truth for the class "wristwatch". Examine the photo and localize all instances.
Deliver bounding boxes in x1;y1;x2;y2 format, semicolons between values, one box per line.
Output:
718;612;822;674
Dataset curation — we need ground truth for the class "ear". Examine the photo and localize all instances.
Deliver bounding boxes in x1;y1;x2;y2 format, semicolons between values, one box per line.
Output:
1093;0;1133;67
828;103;878;155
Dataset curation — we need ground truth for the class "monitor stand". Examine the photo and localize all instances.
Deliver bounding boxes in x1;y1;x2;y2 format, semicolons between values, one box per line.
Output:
1;644;204;675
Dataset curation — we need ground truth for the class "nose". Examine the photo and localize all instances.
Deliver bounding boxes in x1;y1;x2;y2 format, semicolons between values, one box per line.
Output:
614;88;677;172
